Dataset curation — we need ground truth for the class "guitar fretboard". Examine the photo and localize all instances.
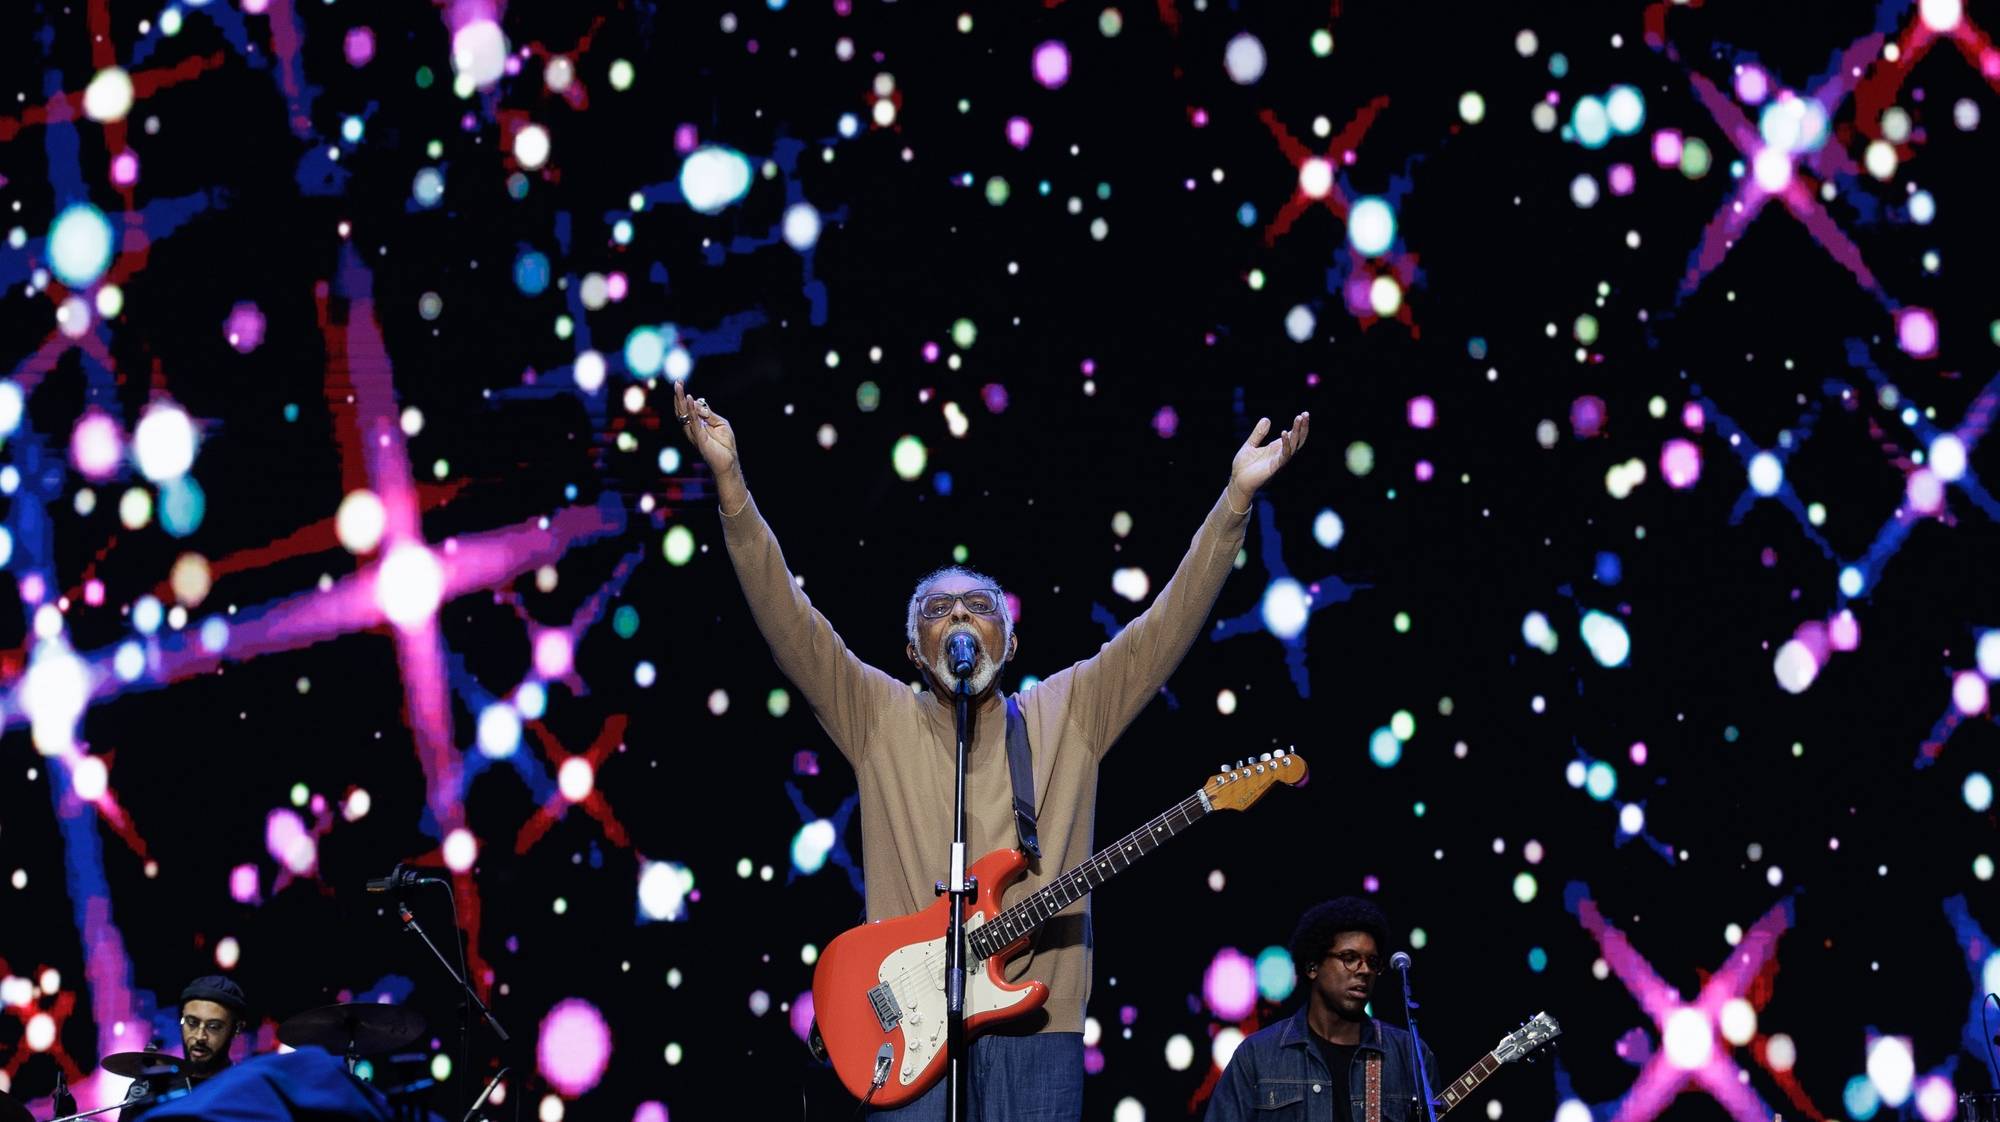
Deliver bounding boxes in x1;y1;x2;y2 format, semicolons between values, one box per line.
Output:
1436;1052;1503;1117
967;791;1210;960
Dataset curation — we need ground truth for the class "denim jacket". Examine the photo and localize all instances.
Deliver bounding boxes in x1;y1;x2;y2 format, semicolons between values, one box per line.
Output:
1206;1008;1441;1122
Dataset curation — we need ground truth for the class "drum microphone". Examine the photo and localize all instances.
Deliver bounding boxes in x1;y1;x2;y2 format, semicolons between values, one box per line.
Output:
1390;951;1413;971
366;863;447;893
947;632;978;677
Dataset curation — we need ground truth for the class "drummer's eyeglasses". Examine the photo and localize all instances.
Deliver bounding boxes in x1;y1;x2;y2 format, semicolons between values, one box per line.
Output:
181;1016;232;1038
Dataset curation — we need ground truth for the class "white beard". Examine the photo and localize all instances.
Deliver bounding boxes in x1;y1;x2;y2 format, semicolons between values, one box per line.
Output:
929;627;1001;695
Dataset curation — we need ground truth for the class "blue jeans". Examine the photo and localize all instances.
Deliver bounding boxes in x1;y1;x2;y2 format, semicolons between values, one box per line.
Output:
869;1032;1084;1122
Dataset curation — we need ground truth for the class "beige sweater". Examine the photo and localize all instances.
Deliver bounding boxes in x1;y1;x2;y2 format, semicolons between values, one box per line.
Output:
720;489;1250;1034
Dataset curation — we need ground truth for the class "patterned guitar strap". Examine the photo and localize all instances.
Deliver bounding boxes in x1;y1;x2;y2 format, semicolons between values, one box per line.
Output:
1364;1051;1383;1122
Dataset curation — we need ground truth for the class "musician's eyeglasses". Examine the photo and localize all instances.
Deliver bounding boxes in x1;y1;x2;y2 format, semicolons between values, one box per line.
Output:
919;589;1003;619
1324;950;1383;974
181;1016;232;1038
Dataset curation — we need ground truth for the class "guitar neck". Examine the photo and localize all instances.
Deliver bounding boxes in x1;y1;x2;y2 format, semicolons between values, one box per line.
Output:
1434;1051;1505;1119
967;790;1213;960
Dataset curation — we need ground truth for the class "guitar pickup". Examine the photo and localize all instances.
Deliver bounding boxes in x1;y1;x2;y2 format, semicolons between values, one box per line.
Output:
868;983;902;1032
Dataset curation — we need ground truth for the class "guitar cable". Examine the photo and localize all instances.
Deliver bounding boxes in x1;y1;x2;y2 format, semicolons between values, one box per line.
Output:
850;1044;895;1121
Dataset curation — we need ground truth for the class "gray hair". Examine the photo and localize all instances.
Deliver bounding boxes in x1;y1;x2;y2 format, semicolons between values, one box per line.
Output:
906;565;1014;649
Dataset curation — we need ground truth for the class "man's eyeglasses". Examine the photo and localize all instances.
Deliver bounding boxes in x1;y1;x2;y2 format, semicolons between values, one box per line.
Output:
181;1016;233;1038
1324;950;1383;974
919;589;1003;619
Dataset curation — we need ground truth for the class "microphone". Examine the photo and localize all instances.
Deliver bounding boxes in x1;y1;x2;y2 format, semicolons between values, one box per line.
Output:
947;632;978;677
366;864;447;894
1390;951;1413;971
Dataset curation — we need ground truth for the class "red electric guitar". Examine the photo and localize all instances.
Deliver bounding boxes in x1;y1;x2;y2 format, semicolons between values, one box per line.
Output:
810;750;1308;1106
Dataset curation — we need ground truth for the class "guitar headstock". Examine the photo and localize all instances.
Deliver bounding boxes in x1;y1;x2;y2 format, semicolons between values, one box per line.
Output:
1492;1012;1561;1064
1205;750;1308;812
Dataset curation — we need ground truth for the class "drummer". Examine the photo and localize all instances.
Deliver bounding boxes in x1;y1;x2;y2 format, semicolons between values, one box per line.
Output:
119;976;251;1120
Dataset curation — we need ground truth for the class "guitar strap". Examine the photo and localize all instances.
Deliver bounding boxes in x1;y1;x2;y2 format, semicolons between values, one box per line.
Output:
1003;695;1041;859
1363;1050;1383;1122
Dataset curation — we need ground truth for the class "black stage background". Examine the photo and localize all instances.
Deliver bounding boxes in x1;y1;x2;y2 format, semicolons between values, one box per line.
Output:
2;1;1998;1119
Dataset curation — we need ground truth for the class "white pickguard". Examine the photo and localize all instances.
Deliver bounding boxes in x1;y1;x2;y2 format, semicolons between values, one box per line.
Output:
877;912;1037;1087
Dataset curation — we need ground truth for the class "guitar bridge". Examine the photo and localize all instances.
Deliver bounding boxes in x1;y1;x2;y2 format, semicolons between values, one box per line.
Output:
868;983;902;1032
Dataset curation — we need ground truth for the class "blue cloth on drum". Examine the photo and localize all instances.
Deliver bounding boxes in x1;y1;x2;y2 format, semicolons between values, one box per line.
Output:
143;1048;429;1122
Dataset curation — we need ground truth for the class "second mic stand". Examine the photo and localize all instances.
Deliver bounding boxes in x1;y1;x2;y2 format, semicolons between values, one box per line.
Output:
937;674;976;1122
395;886;511;1121
1398;963;1438;1122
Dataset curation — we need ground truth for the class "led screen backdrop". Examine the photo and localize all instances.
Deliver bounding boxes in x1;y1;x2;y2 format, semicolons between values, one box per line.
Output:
0;1;1997;1119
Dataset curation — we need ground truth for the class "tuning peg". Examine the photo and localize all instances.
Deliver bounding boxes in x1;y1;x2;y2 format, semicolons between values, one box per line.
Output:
1275;748;1288;757
1259;752;1272;762
1235;759;1245;770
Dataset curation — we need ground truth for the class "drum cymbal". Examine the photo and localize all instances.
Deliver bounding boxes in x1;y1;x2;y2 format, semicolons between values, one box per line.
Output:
99;1051;190;1080
0;1087;29;1122
277;1003;426;1055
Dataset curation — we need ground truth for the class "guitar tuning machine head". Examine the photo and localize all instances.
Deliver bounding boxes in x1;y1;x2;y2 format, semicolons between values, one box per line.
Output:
1259;751;1272;762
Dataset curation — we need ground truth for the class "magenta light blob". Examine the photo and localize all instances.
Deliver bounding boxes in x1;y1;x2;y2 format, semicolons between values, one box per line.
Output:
789;990;815;1042
1406;395;1436;429
1680;402;1705;432
1202;947;1258;1020
537;997;613;1097
1907;467;1945;514
70;410;123;481
1829;609;1860;651
534;630;574;679
1793;620;1831;665
1152;405;1180;439
1735;65;1770;105
1570;395;1606;438
633;1105;669;1122
1005;116;1032;150
344;26;376;67
1629;742;1648;766
1414;460;1435;482
1079;358;1096;376
84;579;105;606
1660;438;1702;489
1652;129;1683;167
981;383;1010;413
229;863;260;904
1032;40;1071;89
226;302;267;354
922;341;941;363
674;124;699;155
1608;163;1636;196
1362;874;1381;893
1897;307;1939;358
110;150;140;188
1084;1046;1105;1075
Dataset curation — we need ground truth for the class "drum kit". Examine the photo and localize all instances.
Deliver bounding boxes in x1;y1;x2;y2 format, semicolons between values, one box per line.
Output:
0;1002;429;1121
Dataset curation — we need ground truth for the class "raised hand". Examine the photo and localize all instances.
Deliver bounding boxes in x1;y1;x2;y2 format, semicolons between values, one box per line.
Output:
674;381;748;514
1227;412;1311;512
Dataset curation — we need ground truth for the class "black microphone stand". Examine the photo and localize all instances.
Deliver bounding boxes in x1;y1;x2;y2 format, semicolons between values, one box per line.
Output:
1397;961;1438;1122
938;668;976;1122
394;888;510;1120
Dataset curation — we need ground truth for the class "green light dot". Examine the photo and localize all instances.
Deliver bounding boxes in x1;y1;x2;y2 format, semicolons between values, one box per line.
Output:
1100;8;1123;36
613;605;640;639
1437;696;1454;716
1989;320;2000;346
609;59;636;91
1573;314;1600;346
414;66;434;89
1791;742;1804;757
952;544;969;563
1310;28;1334;56
432;459;450;480
767;688;792;718
430;1054;453;1083
1390;709;1415;741
1412;801;1426;817
857;382;881;412
1512;872;1539;903
736;858;753;878
290;782;309;807
506;172;530;200
1409;926;1427;949
951;318;978;350
1247;269;1266;290
1096;182;1112;200
1680;137;1713;179
985;176;1011;206
957;98;971;113
662;525;696;566
892;436;928;481
1345;441;1375;477
553;897;568;914
555;314;574;340
1393;612;1411;634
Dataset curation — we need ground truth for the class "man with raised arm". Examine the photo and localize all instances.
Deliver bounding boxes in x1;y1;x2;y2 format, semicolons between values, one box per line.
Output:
675;381;1310;1120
